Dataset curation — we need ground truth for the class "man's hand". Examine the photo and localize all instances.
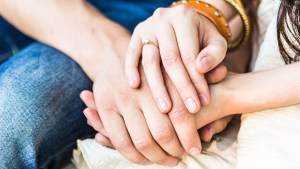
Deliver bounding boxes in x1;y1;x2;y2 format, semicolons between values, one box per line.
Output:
81;65;234;158
89;52;191;166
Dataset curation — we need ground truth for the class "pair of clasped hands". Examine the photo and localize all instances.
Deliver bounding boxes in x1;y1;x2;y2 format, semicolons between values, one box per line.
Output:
80;5;233;167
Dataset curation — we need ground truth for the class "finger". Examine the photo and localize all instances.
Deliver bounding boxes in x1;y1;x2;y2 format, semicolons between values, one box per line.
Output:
165;75;202;156
158;22;200;114
80;90;97;110
196;16;228;74
95;133;114;148
98;105;150;165
83;108;107;136
125;27;143;88
199;116;233;142
171;12;210;106
87;120;92;126
139;93;185;157
141;37;172;113
119;102;179;166
205;65;228;84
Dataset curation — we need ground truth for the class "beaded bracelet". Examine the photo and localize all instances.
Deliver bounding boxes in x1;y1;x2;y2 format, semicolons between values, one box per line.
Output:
171;0;232;49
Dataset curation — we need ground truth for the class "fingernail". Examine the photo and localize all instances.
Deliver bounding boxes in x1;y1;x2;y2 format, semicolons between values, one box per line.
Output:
199;57;212;72
186;98;197;113
166;158;179;167
199;94;209;106
189;147;201;156
157;97;168;112
128;77;135;87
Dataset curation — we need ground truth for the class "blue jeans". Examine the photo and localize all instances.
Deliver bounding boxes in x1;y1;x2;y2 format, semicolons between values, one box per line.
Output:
0;0;173;168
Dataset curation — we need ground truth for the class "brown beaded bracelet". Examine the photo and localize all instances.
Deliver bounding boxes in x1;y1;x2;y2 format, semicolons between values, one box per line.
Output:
171;0;232;49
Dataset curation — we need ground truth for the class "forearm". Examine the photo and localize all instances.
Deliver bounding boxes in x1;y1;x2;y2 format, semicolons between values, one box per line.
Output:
224;62;300;114
0;0;131;80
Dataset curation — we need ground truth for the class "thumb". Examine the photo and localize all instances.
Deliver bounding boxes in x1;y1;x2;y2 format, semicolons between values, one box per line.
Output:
196;23;227;74
199;115;233;142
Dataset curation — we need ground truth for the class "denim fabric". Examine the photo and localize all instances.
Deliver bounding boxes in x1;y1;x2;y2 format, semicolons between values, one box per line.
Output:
0;43;95;169
0;0;172;169
89;0;174;32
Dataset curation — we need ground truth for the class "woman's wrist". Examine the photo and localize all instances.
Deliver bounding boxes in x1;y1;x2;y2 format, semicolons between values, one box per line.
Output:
211;73;247;116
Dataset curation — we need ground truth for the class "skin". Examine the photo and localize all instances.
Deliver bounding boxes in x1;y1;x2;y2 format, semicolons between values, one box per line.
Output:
195;62;300;128
0;0;248;166
122;4;247;160
83;51;300;166
125;6;228;157
81;64;234;148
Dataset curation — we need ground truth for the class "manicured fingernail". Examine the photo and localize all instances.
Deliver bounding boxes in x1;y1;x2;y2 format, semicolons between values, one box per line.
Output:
128;77;135;87
186;98;197;113
157;97;168;112
189;147;201;156
199;94;209;106
166;158;179;167
199;56;212;72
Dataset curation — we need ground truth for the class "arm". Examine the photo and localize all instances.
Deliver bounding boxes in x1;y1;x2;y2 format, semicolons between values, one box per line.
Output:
0;0;185;165
196;62;300;128
226;62;300;114
0;0;130;80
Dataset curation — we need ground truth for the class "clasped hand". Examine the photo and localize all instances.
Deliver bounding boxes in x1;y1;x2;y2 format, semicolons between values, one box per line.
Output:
81;5;232;166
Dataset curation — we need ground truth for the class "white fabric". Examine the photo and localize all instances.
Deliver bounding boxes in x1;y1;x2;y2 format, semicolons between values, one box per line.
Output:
72;0;300;168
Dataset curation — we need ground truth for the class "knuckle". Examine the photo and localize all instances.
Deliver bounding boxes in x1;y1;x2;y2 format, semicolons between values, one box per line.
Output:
173;5;191;15
181;52;197;66
161;52;178;66
117;88;131;101
152;125;174;144
113;137;132;150
171;6;197;24
134;23;143;32
131;155;147;164
99;101;116;113
153;7;166;19
155;156;170;165
133;135;154;151
192;80;207;90
169;106;189;123
141;54;159;68
176;83;192;95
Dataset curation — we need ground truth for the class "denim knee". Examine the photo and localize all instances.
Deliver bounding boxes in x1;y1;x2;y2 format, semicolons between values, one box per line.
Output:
0;43;94;169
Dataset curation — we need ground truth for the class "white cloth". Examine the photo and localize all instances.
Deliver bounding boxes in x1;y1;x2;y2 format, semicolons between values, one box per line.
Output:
72;0;300;168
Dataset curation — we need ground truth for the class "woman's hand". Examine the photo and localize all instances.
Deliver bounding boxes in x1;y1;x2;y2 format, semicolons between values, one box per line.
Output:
125;5;227;114
195;73;235;130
